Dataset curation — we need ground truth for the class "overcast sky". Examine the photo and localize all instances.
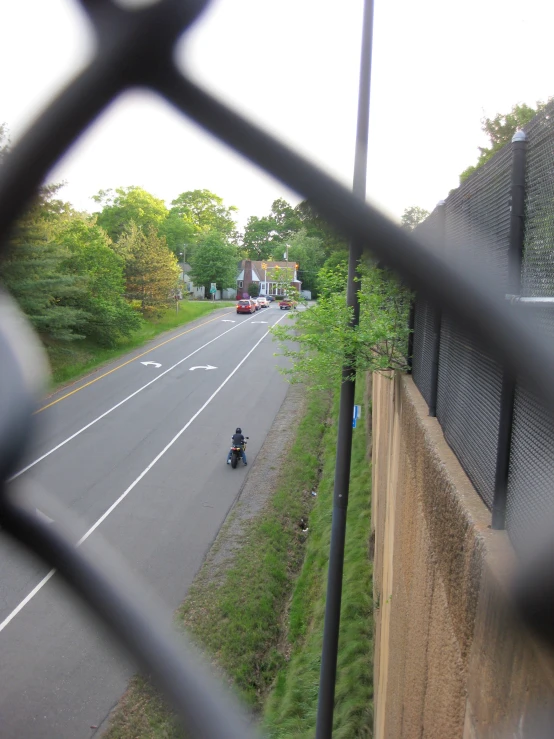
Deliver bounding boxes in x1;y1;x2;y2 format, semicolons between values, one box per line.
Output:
2;0;553;229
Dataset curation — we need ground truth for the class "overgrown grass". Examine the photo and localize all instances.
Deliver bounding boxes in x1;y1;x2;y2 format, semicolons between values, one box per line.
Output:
104;390;331;739
45;301;235;386
263;386;373;738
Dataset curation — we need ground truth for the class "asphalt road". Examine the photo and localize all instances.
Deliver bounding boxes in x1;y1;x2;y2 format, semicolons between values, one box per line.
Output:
0;303;294;738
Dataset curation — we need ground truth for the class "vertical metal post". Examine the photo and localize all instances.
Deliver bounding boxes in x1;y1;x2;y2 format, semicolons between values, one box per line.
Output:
492;130;527;530
428;200;446;417
407;301;415;374
315;0;374;736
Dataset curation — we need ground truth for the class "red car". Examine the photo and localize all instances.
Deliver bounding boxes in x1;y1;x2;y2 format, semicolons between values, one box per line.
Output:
279;298;297;310
236;299;256;314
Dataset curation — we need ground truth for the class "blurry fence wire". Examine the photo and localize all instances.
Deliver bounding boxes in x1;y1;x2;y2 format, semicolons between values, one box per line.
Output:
2;0;554;734
412;99;554;545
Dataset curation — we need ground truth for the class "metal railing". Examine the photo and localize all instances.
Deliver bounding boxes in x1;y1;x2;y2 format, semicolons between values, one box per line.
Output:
1;0;553;736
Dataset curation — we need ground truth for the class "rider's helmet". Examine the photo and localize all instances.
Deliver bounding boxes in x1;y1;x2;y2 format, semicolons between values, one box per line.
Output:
236;427;242;433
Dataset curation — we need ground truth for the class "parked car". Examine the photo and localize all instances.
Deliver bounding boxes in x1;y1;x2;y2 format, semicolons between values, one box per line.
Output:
257;296;269;308
279;298;297;310
265;295;276;302
236;299;256;314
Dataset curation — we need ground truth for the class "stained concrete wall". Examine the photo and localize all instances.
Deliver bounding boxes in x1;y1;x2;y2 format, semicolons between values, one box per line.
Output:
371;371;554;739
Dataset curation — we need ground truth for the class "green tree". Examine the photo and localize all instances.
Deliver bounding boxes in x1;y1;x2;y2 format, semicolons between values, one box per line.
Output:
242;198;302;258
247;282;260;298
293;200;348;258
3;194;89;341
166;189;239;255
287;228;326;295
189;232;238;296
93;186;169;241
271;263;411;390
401;206;430;231
159;209;197;257
117;223;179;315
460;102;548;183
321;249;349;274
57;217;141;345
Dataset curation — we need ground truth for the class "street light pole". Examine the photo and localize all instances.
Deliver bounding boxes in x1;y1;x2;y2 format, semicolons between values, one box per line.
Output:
315;0;374;736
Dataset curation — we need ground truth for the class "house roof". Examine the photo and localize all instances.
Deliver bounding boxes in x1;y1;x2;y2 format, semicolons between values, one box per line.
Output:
237;259;301;287
248;259;294;273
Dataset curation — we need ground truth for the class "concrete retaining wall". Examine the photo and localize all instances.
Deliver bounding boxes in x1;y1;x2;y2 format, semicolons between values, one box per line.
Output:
371;372;554;739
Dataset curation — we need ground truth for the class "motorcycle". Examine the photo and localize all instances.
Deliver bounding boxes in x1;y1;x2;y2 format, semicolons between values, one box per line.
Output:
229;437;248;468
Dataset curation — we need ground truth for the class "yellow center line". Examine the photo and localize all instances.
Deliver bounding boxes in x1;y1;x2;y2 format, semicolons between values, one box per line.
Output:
37;310;234;414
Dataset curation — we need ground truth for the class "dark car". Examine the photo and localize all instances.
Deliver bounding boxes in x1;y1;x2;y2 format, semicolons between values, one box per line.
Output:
265;295;276;302
236;299;256;314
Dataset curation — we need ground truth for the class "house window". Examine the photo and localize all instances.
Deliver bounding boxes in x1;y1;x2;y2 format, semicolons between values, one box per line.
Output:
237;280;243;288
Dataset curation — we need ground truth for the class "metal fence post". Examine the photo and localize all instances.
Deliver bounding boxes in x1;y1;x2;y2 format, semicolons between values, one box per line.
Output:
492;130;527;530
428;200;446;417
407;301;415;374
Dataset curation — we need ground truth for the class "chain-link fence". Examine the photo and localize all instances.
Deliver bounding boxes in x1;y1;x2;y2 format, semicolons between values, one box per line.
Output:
412;99;554;545
506;104;554;545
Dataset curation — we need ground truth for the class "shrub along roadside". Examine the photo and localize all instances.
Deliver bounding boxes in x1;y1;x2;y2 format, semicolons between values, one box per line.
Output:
45;301;235;387
263;385;373;738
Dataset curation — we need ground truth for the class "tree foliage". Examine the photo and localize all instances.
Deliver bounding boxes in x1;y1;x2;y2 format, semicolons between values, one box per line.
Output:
287;228;326;294
271;263;412;390
401;206;429;231
188;232;238;295
117;223;179;315
93;186;169;241
163;189;239;257
3;189;90;341
242;199;301;259
460;102;547;183
57;217;141;345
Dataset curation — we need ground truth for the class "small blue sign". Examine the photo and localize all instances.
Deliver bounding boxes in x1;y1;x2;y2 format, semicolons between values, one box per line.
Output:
352;404;361;428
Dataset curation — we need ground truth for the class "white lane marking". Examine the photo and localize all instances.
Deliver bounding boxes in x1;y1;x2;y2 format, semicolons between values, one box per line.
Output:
251;321;268;324
0;571;55;633
221;320;235;323
189;365;217;371
140;361;162;368
10;313;260;481
35;508;54;524
0;312;288;634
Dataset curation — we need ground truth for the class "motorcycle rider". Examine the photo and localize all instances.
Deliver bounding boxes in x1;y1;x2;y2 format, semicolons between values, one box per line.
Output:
227;427;247;465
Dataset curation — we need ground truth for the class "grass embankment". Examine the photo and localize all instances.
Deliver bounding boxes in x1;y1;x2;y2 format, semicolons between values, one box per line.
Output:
45;301;235;387
263;386;373;737
104;384;373;738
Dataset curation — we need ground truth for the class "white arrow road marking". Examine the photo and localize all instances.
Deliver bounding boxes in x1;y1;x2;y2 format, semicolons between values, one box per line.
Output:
189;365;217;371
251;321;268;324
141;361;162;368
221;320;235;323
0;310;290;634
10;312;261;482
